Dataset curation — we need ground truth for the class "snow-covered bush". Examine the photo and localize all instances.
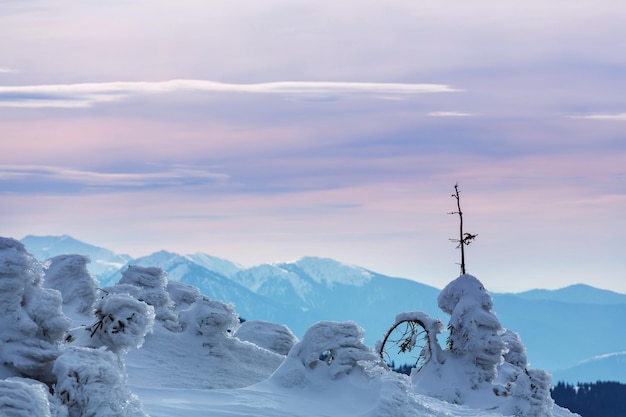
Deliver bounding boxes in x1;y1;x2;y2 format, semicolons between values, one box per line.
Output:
501;369;554;417
236;319;298;355
82;293;155;354
166;280;201;312
179;296;240;340
437;274;506;385
0;377;68;417
43;254;99;314
53;346;148;417
502;329;528;369
116;265;179;330
0;237;70;383
271;321;381;387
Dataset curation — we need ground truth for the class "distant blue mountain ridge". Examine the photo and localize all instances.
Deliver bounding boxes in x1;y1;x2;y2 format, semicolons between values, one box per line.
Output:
20;235;626;384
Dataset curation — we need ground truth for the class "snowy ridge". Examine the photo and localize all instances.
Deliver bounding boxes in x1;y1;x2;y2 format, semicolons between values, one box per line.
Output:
281;256;373;287
186;252;243;278
552;351;626;384
233;263;317;306
22;234;132;280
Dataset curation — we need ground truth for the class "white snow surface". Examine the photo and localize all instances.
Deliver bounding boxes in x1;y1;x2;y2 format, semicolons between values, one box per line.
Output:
0;237;581;417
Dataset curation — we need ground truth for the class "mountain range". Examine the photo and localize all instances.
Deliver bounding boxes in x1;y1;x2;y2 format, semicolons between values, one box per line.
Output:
20;234;626;384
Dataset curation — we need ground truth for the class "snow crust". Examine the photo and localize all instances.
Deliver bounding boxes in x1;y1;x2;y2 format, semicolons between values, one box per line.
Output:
0;236;580;417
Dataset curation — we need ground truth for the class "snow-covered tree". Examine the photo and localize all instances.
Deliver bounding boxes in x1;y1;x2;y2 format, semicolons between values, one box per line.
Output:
271;321;381;386
236;319;298;355
166;280;202;312
53;346;148;417
502;369;554;417
437;274;506;386
501;329;528;369
114;265;179;330
0;377;68;417
179;297;240;342
81;293;155;354
43;254;99;314
0;237;70;383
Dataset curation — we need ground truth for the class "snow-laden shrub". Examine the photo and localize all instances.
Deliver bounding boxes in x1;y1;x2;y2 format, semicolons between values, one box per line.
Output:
179;297;240;339
493;331;526;396
53;346;148;417
166;280;201;312
236;319;298;355
437;274;505;385
0;377;69;417
0;237;70;382
501;369;554;417
83;293;155;354
271;321;381;387
44;254;99;314
502;329;528;369
117;265;179;330
104;283;144;299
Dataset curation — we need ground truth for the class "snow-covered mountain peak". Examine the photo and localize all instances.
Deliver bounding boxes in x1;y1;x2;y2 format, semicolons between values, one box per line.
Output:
282;256;373;287
234;263;305;293
185;252;243;278
21;235;132;281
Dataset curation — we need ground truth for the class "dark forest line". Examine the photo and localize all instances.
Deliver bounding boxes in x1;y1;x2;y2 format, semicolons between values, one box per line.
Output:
551;381;626;417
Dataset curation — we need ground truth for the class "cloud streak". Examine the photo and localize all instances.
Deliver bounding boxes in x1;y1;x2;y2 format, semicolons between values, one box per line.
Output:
427;111;475;117
572;113;626;121
0;164;228;191
0;80;461;108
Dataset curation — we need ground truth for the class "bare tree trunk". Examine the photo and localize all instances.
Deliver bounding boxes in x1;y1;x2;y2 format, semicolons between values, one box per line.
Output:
452;184;466;274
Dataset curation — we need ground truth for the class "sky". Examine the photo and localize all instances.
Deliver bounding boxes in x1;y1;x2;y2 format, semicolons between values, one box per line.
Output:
1;0;625;293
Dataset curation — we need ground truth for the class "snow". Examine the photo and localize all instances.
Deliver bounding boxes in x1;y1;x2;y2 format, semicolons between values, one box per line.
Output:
43;254;99;314
186;252;243;278
54;347;147;417
236;319;299;355
0;236;581;417
286;256;373;287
